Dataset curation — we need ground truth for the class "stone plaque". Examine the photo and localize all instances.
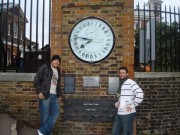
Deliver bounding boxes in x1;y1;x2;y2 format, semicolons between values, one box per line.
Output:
83;76;100;87
64;99;116;122
64;76;75;94
108;77;119;94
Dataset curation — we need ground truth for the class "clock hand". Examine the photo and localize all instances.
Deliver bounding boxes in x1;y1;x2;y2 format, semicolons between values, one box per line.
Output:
80;39;92;48
92;39;104;42
77;37;91;40
85;39;92;45
92;40;102;43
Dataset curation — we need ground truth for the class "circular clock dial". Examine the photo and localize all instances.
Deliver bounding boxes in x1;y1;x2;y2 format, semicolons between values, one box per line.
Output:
69;17;115;63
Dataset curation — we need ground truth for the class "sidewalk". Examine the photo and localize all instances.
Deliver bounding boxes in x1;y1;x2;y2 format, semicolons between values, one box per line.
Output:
0;113;38;135
0;113;14;135
17;126;38;135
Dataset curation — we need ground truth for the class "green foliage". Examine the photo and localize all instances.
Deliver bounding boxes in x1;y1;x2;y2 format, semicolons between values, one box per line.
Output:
155;21;179;71
134;21;180;71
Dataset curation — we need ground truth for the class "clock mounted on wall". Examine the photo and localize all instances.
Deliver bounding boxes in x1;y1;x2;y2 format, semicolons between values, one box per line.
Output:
68;16;115;63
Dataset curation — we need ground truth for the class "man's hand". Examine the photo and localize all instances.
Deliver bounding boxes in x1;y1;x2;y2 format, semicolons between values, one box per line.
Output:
126;106;132;112
115;101;120;108
57;96;62;101
38;93;45;99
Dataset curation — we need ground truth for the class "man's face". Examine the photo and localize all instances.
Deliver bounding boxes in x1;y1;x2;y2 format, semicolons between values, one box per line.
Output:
51;59;60;68
119;69;128;79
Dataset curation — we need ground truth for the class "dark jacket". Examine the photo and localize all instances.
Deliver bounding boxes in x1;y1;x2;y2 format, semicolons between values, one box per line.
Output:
34;64;61;98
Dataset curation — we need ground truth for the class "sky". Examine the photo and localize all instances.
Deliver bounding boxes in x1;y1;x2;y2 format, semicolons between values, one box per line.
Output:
135;0;180;10
1;0;179;48
134;0;180;23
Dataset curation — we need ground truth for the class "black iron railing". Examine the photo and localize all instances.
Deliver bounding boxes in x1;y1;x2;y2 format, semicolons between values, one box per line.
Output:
134;3;180;72
1;1;180;73
0;0;51;73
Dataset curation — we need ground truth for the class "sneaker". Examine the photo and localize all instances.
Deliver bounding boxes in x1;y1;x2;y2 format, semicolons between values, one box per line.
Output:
37;130;44;135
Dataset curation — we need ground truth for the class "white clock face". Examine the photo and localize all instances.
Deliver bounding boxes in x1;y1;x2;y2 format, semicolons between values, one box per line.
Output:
69;17;115;63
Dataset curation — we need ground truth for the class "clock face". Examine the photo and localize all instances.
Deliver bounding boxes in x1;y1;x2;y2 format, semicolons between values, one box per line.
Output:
69;17;115;63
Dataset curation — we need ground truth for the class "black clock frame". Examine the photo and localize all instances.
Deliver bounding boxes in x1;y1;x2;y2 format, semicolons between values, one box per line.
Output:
68;16;115;63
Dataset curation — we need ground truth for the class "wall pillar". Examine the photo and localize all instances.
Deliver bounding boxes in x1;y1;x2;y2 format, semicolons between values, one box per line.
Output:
51;0;135;134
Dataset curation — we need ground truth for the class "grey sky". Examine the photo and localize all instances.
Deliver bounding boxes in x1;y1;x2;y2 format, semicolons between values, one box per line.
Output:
135;0;180;10
134;0;180;23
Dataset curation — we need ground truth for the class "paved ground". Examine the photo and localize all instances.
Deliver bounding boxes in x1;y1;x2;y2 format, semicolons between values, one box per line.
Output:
17;126;38;135
0;113;39;135
0;113;13;135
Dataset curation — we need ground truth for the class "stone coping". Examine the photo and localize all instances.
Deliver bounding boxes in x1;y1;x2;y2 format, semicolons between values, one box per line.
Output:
0;73;36;82
0;72;180;82
134;72;180;78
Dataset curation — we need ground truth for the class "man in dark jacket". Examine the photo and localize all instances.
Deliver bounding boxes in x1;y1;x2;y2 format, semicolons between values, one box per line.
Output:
34;55;61;135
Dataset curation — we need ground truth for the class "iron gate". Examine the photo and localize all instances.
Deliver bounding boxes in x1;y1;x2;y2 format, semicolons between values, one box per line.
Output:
134;3;180;72
0;0;51;72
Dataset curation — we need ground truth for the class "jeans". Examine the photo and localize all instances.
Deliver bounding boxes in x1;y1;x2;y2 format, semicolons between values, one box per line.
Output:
112;113;136;135
39;94;60;135
19;58;24;72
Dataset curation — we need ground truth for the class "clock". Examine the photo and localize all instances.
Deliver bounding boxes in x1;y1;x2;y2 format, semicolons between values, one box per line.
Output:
68;16;115;63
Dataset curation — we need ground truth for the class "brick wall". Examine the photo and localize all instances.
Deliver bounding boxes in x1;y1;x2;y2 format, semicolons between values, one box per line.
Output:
0;73;179;135
50;0;135;134
0;81;39;126
51;0;134;76
135;73;180;135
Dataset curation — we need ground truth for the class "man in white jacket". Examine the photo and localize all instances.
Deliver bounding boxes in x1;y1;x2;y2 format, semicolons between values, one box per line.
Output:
112;66;144;135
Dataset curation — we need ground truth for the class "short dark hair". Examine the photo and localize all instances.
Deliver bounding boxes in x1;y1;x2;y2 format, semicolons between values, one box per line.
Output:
119;66;128;73
51;55;61;62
